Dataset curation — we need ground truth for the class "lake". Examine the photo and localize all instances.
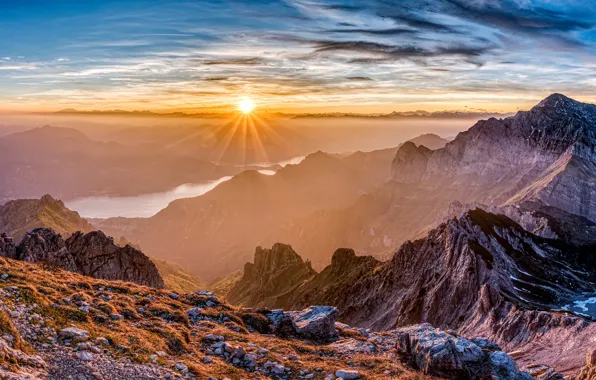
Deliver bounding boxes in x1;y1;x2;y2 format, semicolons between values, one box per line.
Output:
66;156;305;218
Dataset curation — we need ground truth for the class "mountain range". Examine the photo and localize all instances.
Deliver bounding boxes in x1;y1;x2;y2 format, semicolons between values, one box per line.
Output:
94;133;449;279
0;125;268;202
0;94;594;378
221;93;596;377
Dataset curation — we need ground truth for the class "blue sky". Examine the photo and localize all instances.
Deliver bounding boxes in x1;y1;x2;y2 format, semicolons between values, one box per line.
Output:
0;0;595;112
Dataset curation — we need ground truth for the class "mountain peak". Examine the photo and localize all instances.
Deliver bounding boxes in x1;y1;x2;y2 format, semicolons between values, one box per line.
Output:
227;243;316;307
535;93;580;110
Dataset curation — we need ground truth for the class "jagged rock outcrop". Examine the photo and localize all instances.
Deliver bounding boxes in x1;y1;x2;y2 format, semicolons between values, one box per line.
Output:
1;228;164;288
0;233;16;260
0;194;93;242
276;248;381;311
18;228;77;270
577;348;596;380
227;243;316;307
65;230;165;288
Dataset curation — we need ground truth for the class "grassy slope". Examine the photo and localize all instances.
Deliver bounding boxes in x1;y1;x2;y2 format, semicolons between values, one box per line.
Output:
0;257;439;379
150;257;207;294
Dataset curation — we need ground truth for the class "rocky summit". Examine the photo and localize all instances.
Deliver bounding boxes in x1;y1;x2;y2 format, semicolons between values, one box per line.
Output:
0;194;93;242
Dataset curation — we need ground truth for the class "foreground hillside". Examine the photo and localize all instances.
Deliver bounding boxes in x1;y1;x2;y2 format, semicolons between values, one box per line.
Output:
0;255;542;380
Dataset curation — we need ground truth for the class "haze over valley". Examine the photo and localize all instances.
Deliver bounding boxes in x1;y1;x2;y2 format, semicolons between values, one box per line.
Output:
0;1;595;379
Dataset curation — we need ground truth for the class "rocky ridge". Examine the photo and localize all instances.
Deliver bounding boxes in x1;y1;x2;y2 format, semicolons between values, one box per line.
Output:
0;228;164;288
392;93;596;219
0;195;93;242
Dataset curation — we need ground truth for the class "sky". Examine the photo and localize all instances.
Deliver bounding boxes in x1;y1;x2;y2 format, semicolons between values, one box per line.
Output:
0;0;595;113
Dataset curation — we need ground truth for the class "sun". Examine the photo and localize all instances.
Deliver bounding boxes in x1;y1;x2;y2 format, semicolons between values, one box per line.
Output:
238;98;256;114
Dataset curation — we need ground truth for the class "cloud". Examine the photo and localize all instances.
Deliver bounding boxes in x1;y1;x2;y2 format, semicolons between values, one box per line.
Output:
2;0;596;112
200;58;267;66
317;4;366;12
382;13;458;33
347;76;373;81
326;27;417;36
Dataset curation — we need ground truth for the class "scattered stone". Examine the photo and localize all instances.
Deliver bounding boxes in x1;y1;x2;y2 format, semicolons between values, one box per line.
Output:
175;362;187;372
202;356;212;364
59;327;89;340
76;351;94;361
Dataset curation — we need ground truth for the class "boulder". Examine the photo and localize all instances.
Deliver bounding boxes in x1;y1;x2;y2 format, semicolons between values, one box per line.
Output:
288;306;338;341
387;324;531;380
265;306;339;341
266;309;299;338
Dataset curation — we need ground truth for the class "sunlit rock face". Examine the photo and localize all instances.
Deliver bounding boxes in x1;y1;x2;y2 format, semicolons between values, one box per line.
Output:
227;243;316;307
392;93;596;220
240;209;596;376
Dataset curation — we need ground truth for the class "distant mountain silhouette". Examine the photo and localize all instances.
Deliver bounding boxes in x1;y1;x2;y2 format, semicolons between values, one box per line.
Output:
0;126;248;201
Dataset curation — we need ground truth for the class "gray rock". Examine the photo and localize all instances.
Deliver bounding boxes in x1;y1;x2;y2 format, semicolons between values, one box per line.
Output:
335;369;359;379
76;351;93;361
288;306;338;340
389;324;531;380
59;327;89;340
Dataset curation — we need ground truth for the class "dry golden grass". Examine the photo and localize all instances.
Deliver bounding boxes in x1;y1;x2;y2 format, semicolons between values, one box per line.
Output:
0;257;442;379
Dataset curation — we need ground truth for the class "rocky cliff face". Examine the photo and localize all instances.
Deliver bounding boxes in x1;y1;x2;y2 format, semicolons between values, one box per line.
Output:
227;243;316;307
308;209;595;330
243;209;596;375
392;93;596;220
1;228;164;288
